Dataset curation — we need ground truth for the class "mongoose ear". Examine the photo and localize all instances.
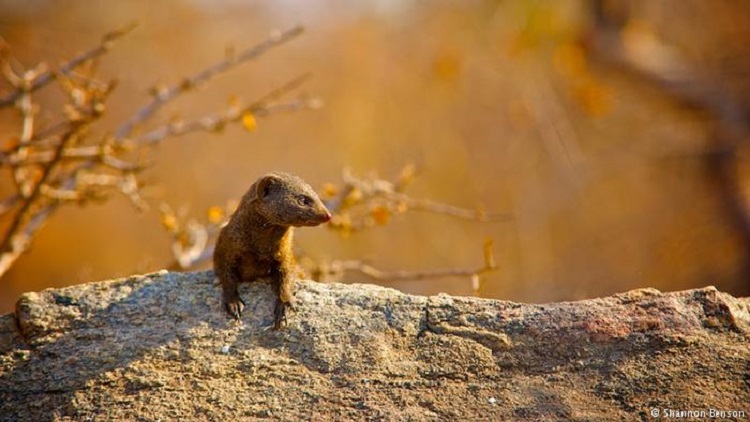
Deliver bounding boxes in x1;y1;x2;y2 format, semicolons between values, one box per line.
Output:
255;174;278;199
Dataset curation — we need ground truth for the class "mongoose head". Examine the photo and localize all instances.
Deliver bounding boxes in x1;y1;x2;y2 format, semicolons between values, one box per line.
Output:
248;172;332;227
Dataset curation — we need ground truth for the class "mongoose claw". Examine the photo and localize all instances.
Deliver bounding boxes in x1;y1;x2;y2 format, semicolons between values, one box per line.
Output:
225;296;245;321
272;300;292;330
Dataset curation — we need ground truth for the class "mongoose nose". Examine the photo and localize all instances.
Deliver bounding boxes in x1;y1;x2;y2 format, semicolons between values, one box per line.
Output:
323;212;332;222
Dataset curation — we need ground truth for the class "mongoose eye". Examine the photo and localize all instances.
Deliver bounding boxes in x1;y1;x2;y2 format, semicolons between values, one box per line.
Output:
297;195;313;207
297;195;315;207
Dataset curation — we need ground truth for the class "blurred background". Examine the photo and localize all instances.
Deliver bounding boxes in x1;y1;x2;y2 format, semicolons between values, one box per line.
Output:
1;0;749;314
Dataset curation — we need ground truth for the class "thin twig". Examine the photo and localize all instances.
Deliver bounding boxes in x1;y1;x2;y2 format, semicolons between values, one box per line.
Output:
0;121;71;158
0;205;51;276
2;145;143;171
0;25;313;280
134;73;314;144
395;194;514;222
0;121;86;274
12;89;35;196
0;73;116;276
166;244;215;271
307;239;497;293
337;260;492;281
359;239;494;281
323;167;514;235
0;195;19;215
0;23;137;108
520;64;587;186
115;25;305;140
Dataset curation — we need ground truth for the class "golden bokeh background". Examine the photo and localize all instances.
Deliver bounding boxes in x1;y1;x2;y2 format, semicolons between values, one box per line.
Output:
1;0;749;314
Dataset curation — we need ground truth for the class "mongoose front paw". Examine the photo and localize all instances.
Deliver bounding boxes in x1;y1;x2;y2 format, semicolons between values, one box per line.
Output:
224;295;245;321
272;299;295;330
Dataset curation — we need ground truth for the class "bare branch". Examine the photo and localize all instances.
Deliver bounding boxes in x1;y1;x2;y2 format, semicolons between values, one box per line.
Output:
0;195;20;215
0;121;87;273
0;61;116;277
165;165;508;289
134;73;315;144
0;23;137;108
12;90;36;197
304;239;497;295
3;144;143;172
0;25;314;280
324;166;514;235
115;26;305;140
0;121;72;158
335;259;493;281
0;205;50;276
393;194;514;222
171;220;210;269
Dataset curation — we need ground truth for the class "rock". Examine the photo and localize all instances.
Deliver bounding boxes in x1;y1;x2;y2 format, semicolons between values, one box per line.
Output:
0;271;748;421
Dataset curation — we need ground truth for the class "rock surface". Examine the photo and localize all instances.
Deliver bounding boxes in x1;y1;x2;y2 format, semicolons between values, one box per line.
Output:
0;271;748;421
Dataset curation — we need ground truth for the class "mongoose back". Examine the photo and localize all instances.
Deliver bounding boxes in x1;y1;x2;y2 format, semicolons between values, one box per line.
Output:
213;172;331;328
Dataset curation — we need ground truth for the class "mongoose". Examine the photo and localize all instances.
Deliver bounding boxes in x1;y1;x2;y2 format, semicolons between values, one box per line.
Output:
213;172;331;329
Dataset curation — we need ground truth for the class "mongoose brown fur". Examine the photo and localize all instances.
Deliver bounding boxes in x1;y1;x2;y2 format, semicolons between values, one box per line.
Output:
213;172;331;329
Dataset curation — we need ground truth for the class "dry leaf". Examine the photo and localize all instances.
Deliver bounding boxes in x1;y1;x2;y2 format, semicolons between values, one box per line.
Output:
371;205;390;225
207;206;224;224
161;213;178;232
241;111;257;132
343;188;362;206
321;182;338;198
